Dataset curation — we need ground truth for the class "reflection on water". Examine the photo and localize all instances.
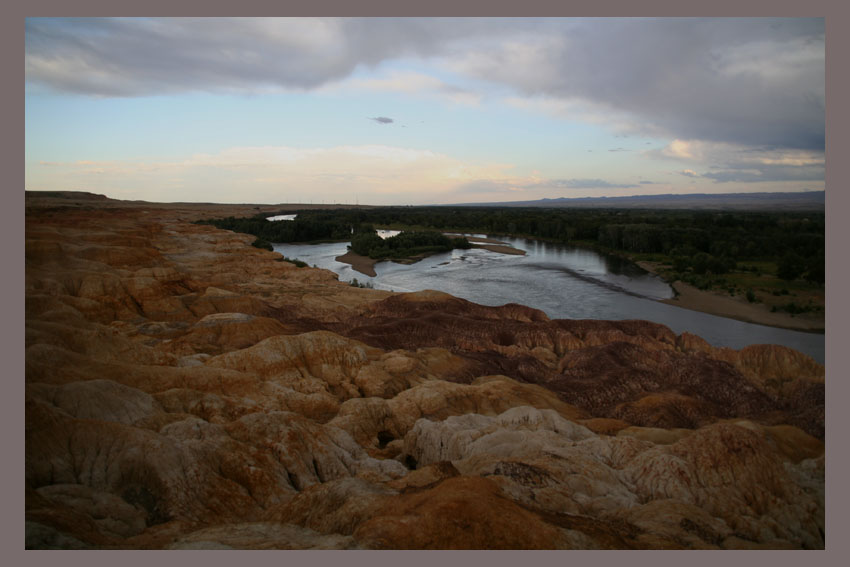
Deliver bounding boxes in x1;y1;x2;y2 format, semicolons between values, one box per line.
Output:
273;235;824;363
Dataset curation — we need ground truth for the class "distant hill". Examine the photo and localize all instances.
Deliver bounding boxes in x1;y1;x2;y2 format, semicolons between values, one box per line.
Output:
447;191;825;211
25;190;114;201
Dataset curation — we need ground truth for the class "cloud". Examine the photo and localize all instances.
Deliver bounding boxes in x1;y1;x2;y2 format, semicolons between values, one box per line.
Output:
456;18;824;150
639;180;656;184
660;139;701;161
25;18;823;152
25;144;521;205
652;139;824;184
432;176;648;199
503;96;655;137
550;178;640;189
453;179;524;194
25;143;655;205
370;116;394;124
345;70;482;106
702;165;825;183
24;17;504;97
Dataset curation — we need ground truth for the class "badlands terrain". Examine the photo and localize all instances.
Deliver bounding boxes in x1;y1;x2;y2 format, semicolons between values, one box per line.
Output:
25;193;824;549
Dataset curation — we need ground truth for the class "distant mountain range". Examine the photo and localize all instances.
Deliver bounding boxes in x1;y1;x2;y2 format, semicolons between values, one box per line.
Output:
25;189;826;212
446;191;825;211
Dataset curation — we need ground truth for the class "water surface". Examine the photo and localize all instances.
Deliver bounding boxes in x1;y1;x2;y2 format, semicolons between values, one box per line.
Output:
273;235;824;363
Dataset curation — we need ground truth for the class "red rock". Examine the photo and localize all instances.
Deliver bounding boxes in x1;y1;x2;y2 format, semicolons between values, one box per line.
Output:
24;194;824;549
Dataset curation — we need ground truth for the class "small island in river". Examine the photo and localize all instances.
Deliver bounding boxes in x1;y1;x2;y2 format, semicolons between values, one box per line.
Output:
336;233;525;276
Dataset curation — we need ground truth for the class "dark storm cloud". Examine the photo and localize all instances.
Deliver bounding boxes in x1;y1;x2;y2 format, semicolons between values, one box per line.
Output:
370;117;394;124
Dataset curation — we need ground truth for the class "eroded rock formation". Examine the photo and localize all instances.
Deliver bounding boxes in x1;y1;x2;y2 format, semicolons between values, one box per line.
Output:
25;196;825;549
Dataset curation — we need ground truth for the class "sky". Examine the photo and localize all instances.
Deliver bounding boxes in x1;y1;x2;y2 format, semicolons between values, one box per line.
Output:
24;17;825;205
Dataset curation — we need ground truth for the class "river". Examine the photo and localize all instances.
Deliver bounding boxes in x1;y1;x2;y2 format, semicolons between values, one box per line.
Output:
272;234;825;363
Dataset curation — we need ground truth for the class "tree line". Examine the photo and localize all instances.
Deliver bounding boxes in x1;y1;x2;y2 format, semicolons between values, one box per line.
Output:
196;206;824;283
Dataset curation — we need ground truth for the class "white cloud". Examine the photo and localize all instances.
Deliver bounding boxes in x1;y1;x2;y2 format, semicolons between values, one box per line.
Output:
338;70;482;106
349;71;443;94
502;96;666;138
652;139;824;184
656;139;824;166
662;140;701;160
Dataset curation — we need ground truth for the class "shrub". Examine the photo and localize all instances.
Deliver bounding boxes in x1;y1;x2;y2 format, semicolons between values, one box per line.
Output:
805;252;825;284
282;256;307;268
251;238;273;251
672;257;690;272
777;252;806;281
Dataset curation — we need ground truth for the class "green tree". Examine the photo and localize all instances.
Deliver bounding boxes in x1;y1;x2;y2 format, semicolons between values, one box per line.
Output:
692;253;710;275
805;251;825;284
777;252;806;281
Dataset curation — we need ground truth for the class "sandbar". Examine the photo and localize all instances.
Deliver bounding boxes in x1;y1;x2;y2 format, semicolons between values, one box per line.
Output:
461;235;512;245
335;251;378;277
336;238;526;276
637;261;824;333
473;244;526;255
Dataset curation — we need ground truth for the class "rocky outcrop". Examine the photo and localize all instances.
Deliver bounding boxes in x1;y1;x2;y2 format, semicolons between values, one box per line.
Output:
25;195;824;549
332;296;822;438
395;407;823;549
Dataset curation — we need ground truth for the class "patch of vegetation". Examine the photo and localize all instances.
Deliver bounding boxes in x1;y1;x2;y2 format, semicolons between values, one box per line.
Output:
199;207;823;275
196;214;361;243
196;206;823;313
771;300;821;315
250;237;273;251
349;230;471;260
348;278;374;288
277;256;307;268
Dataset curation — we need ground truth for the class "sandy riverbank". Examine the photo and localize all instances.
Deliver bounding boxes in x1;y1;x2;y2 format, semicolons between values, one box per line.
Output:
333;250;440;277
335;250;378;277
637;261;824;333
